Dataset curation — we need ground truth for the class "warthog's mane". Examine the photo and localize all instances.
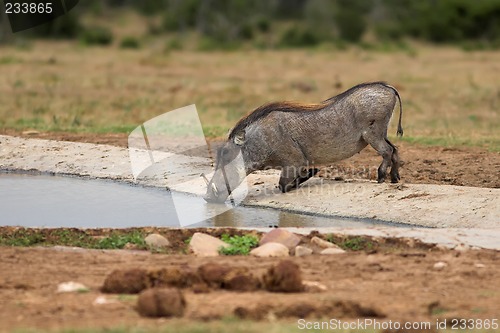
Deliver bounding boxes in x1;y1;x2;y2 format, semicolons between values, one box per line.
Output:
228;81;389;139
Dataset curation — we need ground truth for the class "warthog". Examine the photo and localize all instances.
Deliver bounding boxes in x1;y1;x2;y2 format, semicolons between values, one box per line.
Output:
204;81;403;203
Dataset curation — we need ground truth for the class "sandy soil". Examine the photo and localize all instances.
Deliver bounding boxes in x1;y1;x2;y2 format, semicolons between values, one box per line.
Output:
0;237;499;332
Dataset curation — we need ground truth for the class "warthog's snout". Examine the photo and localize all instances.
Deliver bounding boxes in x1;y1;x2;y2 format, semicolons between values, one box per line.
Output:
203;192;227;203
201;173;228;203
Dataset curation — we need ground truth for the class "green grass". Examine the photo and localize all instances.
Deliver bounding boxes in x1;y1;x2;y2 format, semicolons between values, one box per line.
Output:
218;234;259;255
0;228;147;250
0;55;23;65
95;230;146;249
336;236;374;251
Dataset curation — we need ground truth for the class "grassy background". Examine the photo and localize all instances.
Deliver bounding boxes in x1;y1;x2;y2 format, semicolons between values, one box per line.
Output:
0;16;498;152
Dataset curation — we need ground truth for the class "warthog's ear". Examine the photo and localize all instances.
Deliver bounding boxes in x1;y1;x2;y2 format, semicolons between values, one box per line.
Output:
234;130;246;146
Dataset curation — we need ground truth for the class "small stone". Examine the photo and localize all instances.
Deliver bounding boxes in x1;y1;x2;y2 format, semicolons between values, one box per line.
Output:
250;242;289;257
320;248;346;255
311;236;340;249
263;260;303;292
102;269;150;294
454;244;470;252
93;296;117;305
137;288;186;318
123;242;141;250
22;130;39;136
145;234;170;249
57;281;89;293
189;232;230;257
295;245;313;257
259;228;301;250
302;280;327;292
435;244;452;251
433;262;447;270
474;263;486;268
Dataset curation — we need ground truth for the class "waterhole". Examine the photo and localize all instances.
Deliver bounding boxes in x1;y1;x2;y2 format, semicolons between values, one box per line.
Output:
0;173;411;228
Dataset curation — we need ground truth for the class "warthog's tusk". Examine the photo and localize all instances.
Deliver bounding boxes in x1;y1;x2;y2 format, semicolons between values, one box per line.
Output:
200;173;218;195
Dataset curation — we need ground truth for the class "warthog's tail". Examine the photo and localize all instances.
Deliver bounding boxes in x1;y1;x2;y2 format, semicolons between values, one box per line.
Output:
384;83;404;137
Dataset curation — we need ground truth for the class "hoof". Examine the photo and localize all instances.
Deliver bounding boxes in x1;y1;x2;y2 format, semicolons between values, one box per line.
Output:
390;172;401;183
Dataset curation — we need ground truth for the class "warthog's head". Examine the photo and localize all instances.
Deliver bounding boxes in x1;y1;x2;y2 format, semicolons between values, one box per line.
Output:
204;131;248;203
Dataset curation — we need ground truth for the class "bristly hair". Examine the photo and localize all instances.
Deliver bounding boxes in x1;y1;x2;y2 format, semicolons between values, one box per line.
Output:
322;81;389;104
228;81;390;139
228;101;327;139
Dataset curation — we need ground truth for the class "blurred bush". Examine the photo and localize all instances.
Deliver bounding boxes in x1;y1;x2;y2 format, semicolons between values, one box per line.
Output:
375;0;500;45
80;26;113;46
120;36;140;49
279;26;320;48
1;0;499;49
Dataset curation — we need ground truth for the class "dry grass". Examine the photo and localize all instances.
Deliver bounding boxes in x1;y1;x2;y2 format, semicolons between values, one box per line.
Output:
0;41;498;150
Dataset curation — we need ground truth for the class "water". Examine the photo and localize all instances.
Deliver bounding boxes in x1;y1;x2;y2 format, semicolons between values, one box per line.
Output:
0;173;408;229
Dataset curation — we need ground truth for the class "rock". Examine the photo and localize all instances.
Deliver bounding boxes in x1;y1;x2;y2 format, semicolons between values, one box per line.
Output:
294;245;313;257
310;236;342;252
320;248;346;255
259;228;301;250
474;263;486;268
145;233;170;249
263;260;303;292
433;262;447;270
101;269;150;294
189;232;230;257
302;280;327;292
250;242;289;257
137;288;186;318
57;281;89;293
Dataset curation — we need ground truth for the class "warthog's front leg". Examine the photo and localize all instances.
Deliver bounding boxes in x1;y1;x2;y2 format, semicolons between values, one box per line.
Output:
278;168;319;193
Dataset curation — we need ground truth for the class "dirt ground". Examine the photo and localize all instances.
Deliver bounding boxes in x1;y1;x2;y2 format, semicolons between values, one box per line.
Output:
3;130;499;188
1;133;499;332
0;229;499;332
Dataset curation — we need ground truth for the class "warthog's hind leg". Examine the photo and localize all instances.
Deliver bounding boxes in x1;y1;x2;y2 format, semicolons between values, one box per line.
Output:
362;131;394;183
278;168;319;193
385;138;400;183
